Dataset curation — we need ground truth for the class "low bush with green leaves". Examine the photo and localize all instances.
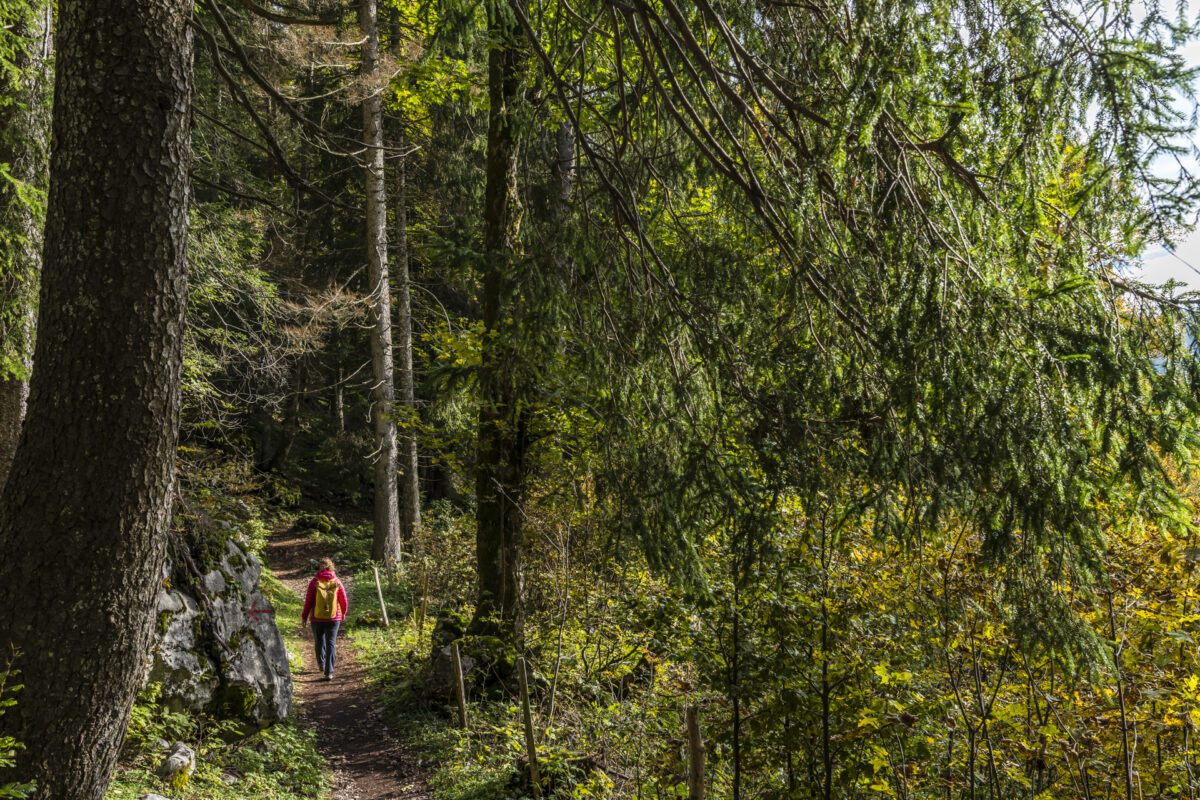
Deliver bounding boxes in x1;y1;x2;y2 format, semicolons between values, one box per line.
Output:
0;659;35;799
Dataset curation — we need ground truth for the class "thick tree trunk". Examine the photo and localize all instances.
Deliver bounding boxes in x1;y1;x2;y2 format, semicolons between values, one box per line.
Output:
0;0;52;490
471;1;527;640
362;0;402;566
394;145;421;542
0;0;192;796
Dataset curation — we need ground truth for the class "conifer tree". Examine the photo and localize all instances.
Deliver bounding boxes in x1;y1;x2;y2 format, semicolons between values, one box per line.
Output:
0;0;192;795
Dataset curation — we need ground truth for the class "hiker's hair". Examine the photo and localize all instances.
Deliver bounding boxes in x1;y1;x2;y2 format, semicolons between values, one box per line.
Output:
319;557;335;572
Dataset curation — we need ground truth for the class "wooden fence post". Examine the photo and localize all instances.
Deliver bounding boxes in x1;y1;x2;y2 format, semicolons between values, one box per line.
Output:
517;656;542;797
415;570;429;641
687;705;704;800
371;565;389;628
451;640;468;729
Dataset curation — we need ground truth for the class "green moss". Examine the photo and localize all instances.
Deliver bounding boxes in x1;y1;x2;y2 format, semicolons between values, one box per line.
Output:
186;522;232;574
219;682;257;719
461;634;518;682
354;610;385;628
294;513;337;535
168;759;194;790
157;611;173;635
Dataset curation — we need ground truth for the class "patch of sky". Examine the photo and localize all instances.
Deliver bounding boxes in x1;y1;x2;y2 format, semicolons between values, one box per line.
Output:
1134;4;1200;289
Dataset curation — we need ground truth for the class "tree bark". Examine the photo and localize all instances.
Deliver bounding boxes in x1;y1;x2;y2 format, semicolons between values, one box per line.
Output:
393;143;421;542
0;0;192;796
386;15;421;545
0;0;52;491
471;0;528;640
362;0;402;566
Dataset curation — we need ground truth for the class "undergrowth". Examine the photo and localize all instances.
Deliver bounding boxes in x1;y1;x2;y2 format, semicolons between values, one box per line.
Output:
341;510;659;800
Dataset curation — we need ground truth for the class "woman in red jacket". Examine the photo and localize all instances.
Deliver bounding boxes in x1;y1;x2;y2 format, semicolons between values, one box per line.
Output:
301;557;348;680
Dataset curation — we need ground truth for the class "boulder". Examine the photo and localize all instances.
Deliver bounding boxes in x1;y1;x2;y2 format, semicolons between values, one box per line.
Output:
427;643;476;697
147;589;219;713
140;794;175;800
147;539;292;727
156;742;195;790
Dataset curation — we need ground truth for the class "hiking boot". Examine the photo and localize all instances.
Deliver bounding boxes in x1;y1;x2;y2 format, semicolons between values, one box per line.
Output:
322;673;332;681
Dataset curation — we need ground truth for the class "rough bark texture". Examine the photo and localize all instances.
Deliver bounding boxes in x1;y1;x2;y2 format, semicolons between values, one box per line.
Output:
472;2;527;639
0;0;193;796
0;0;52;490
394;147;421;542
362;0;402;566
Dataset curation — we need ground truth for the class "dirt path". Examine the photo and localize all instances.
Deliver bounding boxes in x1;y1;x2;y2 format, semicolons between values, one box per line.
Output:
265;530;433;800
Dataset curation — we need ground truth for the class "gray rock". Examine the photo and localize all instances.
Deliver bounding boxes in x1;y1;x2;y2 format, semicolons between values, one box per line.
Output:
202;569;227;595
147;591;219;713
156;589;183;614
223;540;260;596
220;772;240;785
147;539;292;727
156;742;195;783
427;644;475;697
140;794;175;800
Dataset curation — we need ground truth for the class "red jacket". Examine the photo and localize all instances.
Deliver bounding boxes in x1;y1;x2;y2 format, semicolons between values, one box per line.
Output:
302;570;348;622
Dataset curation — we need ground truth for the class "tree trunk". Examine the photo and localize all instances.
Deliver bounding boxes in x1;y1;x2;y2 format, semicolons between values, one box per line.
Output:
0;0;52;490
0;0;192;796
387;14;421;545
393;143;421;542
262;359;305;472
333;362;345;434
362;0;401;566
471;0;527;640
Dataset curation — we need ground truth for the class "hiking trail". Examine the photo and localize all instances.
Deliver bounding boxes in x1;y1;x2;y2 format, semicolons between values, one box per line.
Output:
265;528;433;800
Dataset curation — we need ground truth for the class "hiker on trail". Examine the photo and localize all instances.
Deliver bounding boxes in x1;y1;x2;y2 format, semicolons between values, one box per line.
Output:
301;557;348;681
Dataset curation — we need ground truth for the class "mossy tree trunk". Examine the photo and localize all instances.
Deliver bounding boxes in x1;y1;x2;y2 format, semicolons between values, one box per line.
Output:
0;0;192;797
471;0;529;641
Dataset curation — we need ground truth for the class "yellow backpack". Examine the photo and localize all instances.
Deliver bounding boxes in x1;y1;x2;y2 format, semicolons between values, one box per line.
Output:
314;578;339;619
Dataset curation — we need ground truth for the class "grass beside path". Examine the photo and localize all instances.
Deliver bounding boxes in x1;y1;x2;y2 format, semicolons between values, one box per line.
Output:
345;567;518;800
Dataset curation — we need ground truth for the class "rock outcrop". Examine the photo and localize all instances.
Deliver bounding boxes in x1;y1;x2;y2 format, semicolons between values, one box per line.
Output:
147;537;292;727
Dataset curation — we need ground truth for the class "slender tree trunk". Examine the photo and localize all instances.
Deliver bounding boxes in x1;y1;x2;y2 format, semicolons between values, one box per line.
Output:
264;359;305;471
386;21;421;544
0;0;192;796
394;145;421;542
333;363;345;433
328;326;345;434
361;0;401;566
471;0;527;639
0;0;52;490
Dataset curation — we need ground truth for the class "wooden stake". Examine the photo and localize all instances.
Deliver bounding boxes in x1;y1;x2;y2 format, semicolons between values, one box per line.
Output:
517;656;541;797
416;570;429;641
451;640;468;729
687;705;704;800
372;565;389;628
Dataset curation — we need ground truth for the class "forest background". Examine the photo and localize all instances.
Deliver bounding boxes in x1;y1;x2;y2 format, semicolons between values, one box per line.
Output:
6;0;1200;798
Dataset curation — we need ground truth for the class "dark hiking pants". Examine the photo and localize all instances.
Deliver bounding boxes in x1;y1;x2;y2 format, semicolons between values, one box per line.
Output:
312;620;340;676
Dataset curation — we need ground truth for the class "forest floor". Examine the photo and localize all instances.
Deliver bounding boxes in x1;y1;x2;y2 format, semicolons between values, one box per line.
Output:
266;527;434;800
